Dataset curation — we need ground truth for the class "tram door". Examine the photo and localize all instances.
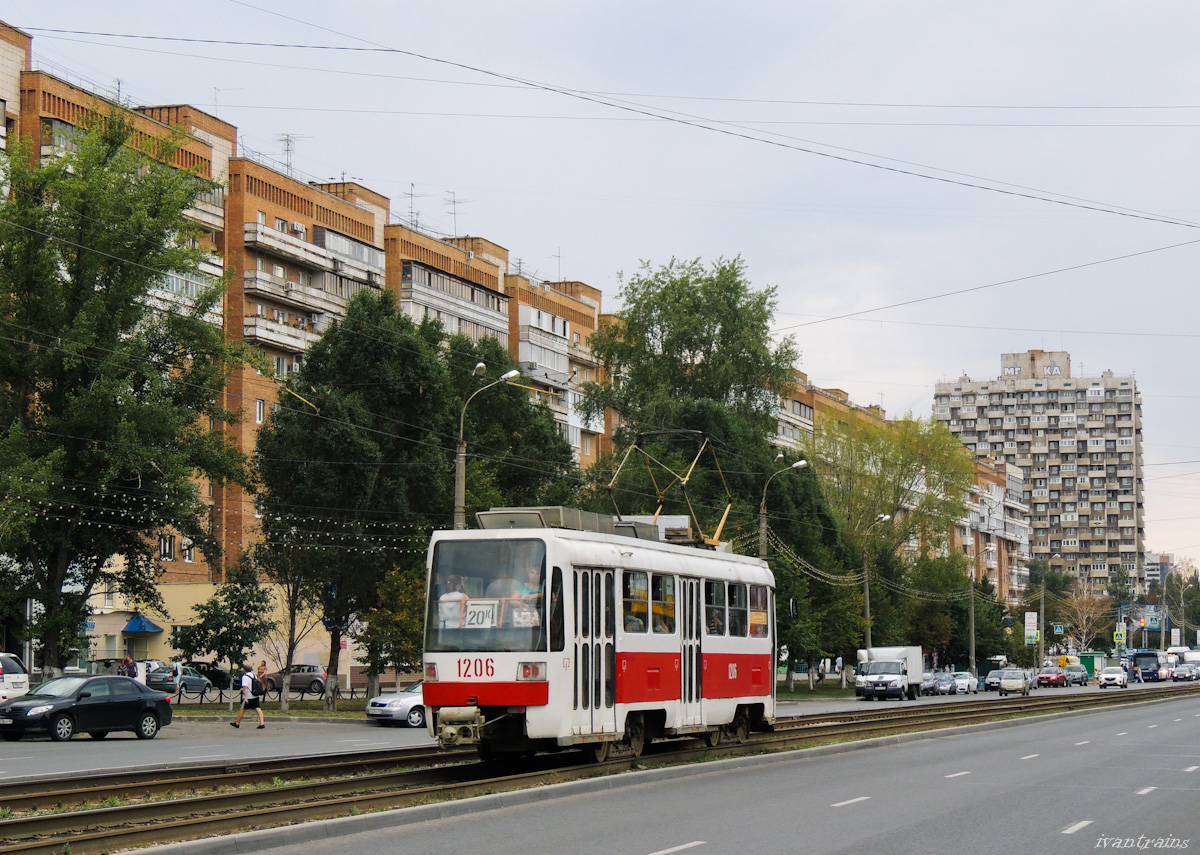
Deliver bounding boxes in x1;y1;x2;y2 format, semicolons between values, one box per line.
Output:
679;577;703;726
572;568;616;737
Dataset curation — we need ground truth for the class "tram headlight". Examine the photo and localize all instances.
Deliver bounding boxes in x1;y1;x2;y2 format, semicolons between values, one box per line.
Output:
424;663;438;682
517;662;547;681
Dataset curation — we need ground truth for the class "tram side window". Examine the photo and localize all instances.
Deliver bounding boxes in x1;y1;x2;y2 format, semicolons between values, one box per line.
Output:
727;583;749;637
749;585;769;638
651;574;676;633
623;571;648;632
550;567;565;652
704;580;725;635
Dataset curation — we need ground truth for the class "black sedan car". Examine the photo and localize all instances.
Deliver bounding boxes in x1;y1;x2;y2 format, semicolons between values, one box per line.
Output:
0;675;172;742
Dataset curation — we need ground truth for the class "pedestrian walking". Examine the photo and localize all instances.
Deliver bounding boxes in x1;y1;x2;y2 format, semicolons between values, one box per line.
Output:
231;663;265;729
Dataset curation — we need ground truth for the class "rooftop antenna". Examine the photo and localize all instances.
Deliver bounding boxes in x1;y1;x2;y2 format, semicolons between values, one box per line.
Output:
213;87;243;118
114;78;122;104
407;183;431;231
274;133;310;177
443;191;472;236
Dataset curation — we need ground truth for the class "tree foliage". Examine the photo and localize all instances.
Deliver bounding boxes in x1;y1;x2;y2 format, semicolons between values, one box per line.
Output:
581;256;798;440
0;111;251;671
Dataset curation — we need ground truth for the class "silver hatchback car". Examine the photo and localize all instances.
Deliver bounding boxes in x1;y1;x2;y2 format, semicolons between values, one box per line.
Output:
365;681;425;728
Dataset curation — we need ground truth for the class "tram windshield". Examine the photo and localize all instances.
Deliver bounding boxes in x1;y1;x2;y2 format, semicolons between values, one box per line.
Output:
426;538;550;652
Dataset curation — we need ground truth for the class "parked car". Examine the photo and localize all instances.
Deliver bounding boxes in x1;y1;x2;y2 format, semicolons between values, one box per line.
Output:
145;666;213;695
1098;665;1128;688
1171;663;1199;682
983;670;1003;691
997;668;1031;697
951;671;978;694
0;653;30;701
265;664;327;693
1064;664;1090;686
1025;669;1039;690
1037;666;1068;687
0;675;172;741
365;681;425;727
934;672;957;695
920;671;939;696
185;662;234;690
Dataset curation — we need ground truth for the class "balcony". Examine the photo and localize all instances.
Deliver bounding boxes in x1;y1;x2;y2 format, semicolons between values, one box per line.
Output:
243;316;320;353
244;222;333;270
243;270;349;318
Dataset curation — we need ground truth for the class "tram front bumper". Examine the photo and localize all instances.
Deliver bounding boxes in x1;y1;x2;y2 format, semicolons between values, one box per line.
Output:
437;706;485;746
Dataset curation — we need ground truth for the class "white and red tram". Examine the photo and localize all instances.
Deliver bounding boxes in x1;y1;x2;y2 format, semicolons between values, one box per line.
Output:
422;518;776;760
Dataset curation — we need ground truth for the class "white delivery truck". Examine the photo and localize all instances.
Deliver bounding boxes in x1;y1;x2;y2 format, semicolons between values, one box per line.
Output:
855;646;924;701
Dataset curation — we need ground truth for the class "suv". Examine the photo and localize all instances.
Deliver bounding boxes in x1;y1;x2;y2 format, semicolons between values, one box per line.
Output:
0;653;30;701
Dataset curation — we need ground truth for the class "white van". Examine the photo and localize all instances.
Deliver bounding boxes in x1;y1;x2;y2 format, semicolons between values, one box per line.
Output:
0;652;30;701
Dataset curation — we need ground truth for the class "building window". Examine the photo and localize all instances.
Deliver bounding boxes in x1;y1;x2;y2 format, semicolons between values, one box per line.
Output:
103;585;115;608
256;399;266;424
275;356;287;375
159;535;176;561
257;211;267;225
181;539;195;563
275;217;288;232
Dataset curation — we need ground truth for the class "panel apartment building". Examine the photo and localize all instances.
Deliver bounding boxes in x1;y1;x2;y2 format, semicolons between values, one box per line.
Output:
933;350;1145;592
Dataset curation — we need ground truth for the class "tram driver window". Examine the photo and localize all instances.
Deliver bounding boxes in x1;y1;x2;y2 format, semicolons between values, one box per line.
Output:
727;583;749;637
623;571;648;632
651;574;675;633
704;580;725;635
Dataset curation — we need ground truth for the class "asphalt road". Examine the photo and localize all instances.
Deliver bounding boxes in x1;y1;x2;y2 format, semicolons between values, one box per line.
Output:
0;679;1178;781
231;694;1200;855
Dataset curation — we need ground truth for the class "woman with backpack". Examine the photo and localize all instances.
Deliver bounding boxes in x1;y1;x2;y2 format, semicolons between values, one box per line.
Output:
230;662;265;729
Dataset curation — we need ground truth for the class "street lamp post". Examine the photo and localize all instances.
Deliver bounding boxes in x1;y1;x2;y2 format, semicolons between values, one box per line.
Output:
862;513;891;649
969;543;996;678
758;456;807;559
454;365;520;530
1039;552;1060;666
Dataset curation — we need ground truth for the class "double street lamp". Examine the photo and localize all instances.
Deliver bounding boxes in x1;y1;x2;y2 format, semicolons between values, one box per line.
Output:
862;513;891;648
758;456;807;559
454;364;520;530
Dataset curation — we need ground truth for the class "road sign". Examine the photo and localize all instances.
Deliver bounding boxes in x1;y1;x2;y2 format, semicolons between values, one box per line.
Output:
1114;630;1126;643
1053;624;1064;634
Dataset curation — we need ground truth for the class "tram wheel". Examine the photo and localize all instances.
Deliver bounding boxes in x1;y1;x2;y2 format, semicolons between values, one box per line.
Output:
590;740;612;762
703;728;722;748
625;713;646;758
732;712;750;744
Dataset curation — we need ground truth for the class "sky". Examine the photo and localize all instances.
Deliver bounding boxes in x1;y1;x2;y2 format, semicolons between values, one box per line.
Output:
9;1;1200;565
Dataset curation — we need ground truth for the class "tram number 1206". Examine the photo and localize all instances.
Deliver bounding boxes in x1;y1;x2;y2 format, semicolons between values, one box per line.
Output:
458;657;496;678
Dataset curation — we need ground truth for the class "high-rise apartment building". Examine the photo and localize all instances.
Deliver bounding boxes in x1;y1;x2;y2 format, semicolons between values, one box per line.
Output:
933;350;1145;592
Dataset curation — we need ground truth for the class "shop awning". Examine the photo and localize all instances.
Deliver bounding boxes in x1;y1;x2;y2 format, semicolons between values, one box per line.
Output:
122;615;164;635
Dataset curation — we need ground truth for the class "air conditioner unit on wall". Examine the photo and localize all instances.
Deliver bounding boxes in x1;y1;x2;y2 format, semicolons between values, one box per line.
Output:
465;251;475;259
290;221;305;233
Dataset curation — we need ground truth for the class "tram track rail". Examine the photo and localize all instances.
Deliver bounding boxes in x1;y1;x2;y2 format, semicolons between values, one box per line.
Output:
2;682;1195;855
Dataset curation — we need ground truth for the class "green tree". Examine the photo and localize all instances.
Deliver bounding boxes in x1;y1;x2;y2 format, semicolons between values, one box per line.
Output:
581;256;799;441
1021;560;1075;656
1106;566;1134;608
171;561;275;674
253;289;450;710
353;563;427;698
249;536;322;713
809;414;975;647
0;111;251;673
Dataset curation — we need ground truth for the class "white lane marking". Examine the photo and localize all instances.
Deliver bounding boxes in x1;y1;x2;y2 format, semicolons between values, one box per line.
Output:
1136;787;1157;795
945;771;971;778
831;796;870;807
1148;725;1158;729
180;754;228;760
1062;821;1093;834
1116;732;1128;736
1184;766;1198;772
646;843;705;855
1020;754;1039;760
1075;741;1090;745
1174;719;1182;722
